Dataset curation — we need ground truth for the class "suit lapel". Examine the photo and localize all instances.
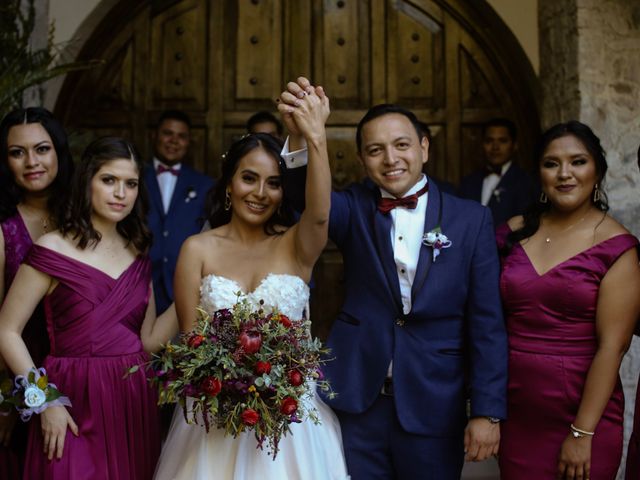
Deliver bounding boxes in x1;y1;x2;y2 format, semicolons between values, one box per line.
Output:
411;179;441;299
370;188;404;313
144;165;165;218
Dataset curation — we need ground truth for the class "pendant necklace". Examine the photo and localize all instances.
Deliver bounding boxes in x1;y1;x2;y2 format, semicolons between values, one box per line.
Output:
543;214;589;244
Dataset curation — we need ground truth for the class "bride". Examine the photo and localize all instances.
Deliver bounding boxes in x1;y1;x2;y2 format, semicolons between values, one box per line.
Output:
154;84;349;479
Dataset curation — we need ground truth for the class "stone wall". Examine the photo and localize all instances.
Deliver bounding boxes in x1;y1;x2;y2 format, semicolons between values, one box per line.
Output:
539;0;640;477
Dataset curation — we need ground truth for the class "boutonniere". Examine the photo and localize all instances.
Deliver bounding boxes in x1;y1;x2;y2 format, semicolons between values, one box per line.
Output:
492;187;505;204
185;187;197;203
422;226;452;262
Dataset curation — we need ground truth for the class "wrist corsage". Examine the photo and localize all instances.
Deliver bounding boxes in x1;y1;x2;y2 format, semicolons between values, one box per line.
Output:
422;226;452;262
12;367;71;421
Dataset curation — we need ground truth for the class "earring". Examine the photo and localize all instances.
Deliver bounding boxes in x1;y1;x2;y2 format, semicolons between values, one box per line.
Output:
593;184;601;203
539;192;548;204
224;190;231;211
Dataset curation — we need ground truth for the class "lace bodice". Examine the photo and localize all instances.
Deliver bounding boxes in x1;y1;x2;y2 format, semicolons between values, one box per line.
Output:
199;273;310;320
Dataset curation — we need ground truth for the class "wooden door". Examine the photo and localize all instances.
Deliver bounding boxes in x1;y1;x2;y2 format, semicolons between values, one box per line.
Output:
56;0;539;338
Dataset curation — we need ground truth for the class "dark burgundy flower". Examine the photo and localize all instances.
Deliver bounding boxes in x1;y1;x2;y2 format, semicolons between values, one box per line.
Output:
287;370;303;386
239;331;262;354
279;315;292;328
241;408;260;426
188;335;205;348
200;377;222;397
183;384;198;397
255;361;271;375
280;397;298;415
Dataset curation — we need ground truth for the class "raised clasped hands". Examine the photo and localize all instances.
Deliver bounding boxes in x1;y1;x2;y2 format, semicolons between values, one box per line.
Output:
277;76;330;145
464;417;500;462
556;433;592;480
40;405;79;460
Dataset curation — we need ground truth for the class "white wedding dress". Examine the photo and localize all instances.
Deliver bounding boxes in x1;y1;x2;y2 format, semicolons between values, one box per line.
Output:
154;273;349;480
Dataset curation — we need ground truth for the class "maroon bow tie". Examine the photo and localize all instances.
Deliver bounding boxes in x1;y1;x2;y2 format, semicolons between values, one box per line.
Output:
156;164;179;176
377;183;429;214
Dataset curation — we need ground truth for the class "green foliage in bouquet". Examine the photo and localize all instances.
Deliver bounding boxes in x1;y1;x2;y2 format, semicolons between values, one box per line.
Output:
138;297;334;458
0;369;14;415
0;0;100;118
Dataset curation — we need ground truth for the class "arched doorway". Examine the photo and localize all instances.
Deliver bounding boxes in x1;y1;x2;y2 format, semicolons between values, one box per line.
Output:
56;0;540;337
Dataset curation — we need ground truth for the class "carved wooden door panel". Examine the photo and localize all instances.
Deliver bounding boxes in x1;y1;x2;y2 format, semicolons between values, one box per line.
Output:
56;0;539;338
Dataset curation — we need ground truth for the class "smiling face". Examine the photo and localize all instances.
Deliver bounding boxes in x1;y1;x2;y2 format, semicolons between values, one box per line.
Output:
540;134;599;213
90;158;140;225
6;123;58;194
228;146;283;226
154;118;190;166
358;113;428;198
482;126;517;167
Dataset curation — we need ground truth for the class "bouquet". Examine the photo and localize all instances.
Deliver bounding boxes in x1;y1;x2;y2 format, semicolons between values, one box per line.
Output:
135;297;333;458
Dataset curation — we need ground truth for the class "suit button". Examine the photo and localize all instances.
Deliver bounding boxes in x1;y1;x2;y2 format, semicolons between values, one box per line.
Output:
163;230;169;237
395;318;405;326
163;257;168;263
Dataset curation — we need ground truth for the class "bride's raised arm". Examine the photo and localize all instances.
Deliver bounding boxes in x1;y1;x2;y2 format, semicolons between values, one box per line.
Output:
277;83;331;271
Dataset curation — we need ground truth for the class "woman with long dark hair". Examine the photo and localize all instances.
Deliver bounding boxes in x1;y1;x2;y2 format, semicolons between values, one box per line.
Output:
0;137;176;479
154;86;348;479
0;107;73;479
497;122;640;479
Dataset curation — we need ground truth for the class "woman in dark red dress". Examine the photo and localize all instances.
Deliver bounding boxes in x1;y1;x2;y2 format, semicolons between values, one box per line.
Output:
497;122;640;479
0;107;74;479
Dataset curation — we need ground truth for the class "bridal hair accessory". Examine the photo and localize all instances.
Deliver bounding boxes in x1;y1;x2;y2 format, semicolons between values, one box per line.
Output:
11;367;71;421
130;297;333;459
422;226;452;262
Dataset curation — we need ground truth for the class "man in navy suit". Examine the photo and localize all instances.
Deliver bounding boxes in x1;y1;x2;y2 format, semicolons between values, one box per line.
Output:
280;79;507;479
144;110;214;314
458;118;535;227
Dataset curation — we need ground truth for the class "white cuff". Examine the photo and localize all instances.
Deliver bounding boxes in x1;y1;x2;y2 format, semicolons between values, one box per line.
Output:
280;136;309;168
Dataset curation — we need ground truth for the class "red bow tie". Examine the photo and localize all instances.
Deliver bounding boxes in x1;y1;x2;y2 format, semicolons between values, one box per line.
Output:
156;164;179;176
377;183;429;214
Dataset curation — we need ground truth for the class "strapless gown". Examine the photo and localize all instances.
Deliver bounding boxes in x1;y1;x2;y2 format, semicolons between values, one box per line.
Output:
496;225;639;479
154;273;349;480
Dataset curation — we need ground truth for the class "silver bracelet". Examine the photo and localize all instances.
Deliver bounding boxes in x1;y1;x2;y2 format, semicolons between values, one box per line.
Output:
570;423;595;438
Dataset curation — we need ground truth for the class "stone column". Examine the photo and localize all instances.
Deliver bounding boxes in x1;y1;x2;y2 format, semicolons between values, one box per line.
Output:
539;1;640;477
22;0;51;107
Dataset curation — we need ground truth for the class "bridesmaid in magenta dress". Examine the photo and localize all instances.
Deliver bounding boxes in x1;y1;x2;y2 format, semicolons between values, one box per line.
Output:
0;137;177;479
497;122;640;480
626;145;640;480
0;107;74;479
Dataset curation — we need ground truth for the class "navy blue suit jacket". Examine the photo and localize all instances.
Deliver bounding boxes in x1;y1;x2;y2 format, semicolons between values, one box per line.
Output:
458;163;535;228
144;164;214;313
321;178;507;437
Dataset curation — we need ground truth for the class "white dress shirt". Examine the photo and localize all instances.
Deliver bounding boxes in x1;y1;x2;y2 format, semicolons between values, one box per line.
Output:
480;161;511;206
153;157;182;213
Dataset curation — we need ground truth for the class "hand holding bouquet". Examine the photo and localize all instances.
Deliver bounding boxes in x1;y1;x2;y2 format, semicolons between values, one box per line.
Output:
136;297;332;458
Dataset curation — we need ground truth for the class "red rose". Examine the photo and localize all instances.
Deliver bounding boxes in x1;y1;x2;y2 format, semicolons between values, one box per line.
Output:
188;334;205;348
280;397;298;415
239;331;262;354
255;361;271;375
200;377;222;397
241;408;260;426
279;315;292;328
287;370;303;386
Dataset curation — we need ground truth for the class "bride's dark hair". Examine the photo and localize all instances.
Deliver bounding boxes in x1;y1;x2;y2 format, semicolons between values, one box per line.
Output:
205;133;295;234
501;121;609;255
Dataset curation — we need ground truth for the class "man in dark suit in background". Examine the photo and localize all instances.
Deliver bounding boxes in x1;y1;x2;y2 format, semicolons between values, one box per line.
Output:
458;118;535;227
144;110;214;314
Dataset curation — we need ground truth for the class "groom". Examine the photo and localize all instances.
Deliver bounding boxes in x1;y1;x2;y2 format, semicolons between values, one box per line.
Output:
279;79;507;479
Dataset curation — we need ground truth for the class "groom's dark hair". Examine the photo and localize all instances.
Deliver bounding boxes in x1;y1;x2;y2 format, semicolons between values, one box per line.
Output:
355;104;425;153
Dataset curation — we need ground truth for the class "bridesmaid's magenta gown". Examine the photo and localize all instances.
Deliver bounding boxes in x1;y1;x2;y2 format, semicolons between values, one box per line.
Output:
22;245;160;480
496;224;638;479
0;213;49;479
